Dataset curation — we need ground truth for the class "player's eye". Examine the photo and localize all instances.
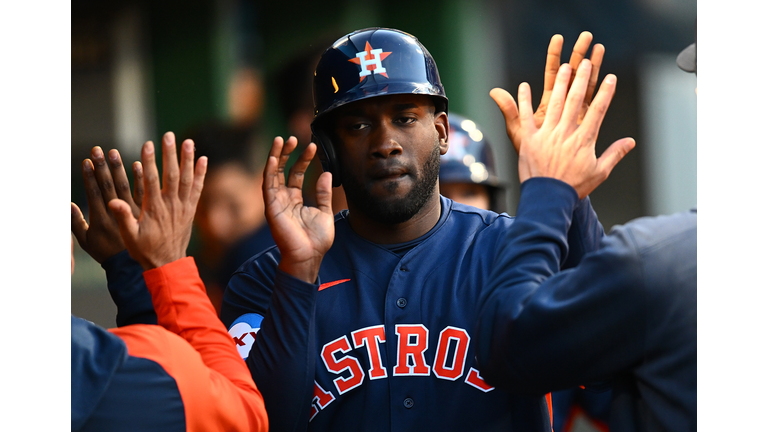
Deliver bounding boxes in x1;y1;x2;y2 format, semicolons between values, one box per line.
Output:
394;116;416;125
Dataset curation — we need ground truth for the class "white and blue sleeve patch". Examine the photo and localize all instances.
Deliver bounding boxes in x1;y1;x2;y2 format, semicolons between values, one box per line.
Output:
228;313;264;360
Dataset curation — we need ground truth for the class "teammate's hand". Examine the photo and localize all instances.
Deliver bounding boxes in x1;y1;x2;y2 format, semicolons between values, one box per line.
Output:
263;136;334;284
494;31;605;154
107;132;208;270
71;146;144;263
506;59;635;199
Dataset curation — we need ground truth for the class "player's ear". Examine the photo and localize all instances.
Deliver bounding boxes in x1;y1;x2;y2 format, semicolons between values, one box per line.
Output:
435;111;449;155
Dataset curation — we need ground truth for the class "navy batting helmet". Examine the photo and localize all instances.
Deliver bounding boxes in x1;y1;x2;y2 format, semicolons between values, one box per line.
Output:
439;113;501;189
310;27;448;186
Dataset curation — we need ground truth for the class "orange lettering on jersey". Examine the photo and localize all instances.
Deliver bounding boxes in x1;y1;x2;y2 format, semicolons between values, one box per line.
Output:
432;326;470;380
351;325;387;379
465;367;495;393
310;381;336;422
393;324;431;376
321;336;365;394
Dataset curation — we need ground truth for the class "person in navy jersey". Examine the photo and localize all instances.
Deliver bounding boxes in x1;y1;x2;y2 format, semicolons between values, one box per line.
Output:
220;28;625;432
474;39;696;432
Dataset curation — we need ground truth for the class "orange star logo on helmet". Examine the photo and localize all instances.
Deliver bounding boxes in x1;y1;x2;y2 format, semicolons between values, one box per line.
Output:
349;41;392;82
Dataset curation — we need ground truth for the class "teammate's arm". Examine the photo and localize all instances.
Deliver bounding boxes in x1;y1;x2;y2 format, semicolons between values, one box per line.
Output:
72;146;156;326
476;51;636;394
108;132;269;431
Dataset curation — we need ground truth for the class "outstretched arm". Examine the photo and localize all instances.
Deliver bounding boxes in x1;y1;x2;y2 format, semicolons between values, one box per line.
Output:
476;57;635;393
492;33;616;267
226;136;334;432
109;132;268;431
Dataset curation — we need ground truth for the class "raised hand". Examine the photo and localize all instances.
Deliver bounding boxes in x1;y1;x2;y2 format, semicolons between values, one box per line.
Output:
108;132;207;270
499;59;635;199
263;136;334;284
495;31;605;154
71;146;145;263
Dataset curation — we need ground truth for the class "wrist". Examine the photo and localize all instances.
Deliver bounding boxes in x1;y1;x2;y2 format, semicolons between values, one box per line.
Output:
277;257;322;284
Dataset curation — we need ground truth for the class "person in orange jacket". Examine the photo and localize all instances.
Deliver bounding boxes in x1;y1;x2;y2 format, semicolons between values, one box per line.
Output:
71;132;268;432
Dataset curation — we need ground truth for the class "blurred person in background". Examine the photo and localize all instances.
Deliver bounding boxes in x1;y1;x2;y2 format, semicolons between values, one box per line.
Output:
186;122;274;315
439;113;506;213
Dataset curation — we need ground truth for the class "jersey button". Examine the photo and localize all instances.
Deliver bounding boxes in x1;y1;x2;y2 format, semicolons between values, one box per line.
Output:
396;298;407;308
403;398;414;409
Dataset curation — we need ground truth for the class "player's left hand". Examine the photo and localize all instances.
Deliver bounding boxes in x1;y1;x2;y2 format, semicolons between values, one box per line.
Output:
509;59;635;199
108;132;208;270
71;146;144;264
493;31;605;154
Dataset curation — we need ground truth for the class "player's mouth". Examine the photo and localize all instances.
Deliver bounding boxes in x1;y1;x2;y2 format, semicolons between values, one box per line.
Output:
367;165;412;193
370;165;409;181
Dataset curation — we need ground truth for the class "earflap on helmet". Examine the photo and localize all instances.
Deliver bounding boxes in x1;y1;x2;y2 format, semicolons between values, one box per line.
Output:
311;125;342;187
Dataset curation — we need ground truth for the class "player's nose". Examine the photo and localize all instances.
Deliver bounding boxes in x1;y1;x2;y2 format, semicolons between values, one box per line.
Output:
370;124;403;159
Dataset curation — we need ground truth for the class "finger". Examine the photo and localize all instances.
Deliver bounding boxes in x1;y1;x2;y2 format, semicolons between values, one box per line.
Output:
287;142;317;189
90;146;118;204
542;34;564;95
188;156;208;209
178;139;195;200
568;31;594;84
315;171;334;216
580;74;618;142
516;83;536;132
277;136;299;184
541;64;572;130
161;132;180;197
561;59;592;130
582;43;605;118
141;141;161;209
490;88;522;153
108;199;139;247
106;149;139;217
70;202;88;247
132;161;144;207
596;137;636;178
81;158;109;221
263;153;280;205
264;136;285;190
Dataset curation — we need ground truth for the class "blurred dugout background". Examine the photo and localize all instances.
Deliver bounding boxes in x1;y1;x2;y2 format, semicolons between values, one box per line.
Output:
71;0;696;352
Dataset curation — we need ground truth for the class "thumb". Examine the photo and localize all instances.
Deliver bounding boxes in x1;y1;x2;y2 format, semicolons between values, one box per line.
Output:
70;202;88;247
490;88;520;126
490;88;522;152
315;171;334;216
108;198;139;245
596;138;636;178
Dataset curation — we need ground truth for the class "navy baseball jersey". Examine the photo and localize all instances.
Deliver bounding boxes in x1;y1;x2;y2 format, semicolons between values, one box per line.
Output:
475;178;696;432
221;194;605;432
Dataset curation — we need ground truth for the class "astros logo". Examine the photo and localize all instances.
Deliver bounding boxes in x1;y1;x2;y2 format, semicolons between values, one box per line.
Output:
349;41;391;82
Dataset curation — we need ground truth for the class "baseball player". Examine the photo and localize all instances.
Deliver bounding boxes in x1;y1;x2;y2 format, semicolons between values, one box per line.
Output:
71;134;268;432
439;113;505;212
474;40;696;431
220;27;610;432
